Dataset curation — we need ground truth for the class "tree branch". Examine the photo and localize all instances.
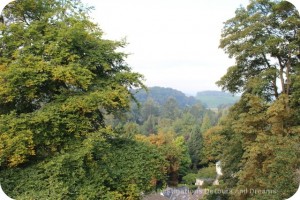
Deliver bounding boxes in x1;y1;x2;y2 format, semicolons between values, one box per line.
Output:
262;53;278;98
277;56;286;95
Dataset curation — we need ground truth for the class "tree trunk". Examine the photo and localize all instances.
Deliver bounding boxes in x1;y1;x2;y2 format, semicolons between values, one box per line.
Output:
277;56;286;94
286;58;291;95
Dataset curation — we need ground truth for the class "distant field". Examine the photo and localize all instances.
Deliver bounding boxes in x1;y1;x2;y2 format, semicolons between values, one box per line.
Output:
195;91;240;108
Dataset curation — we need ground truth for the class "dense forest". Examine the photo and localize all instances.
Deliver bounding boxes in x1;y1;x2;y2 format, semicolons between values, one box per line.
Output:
0;0;299;200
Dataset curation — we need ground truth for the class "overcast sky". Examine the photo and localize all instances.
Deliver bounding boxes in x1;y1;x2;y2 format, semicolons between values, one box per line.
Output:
1;0;299;96
78;0;253;95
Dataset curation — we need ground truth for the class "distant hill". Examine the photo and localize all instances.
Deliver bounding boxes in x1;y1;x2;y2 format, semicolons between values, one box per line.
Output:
195;91;240;108
132;86;200;108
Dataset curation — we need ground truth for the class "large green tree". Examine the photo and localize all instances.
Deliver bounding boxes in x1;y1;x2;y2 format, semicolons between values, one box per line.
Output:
217;0;300;100
204;1;300;199
0;0;172;199
0;0;143;167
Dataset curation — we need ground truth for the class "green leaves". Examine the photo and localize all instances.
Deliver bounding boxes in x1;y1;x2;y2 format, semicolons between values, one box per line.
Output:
0;0;166;198
216;65;244;94
0;0;145;168
0;112;35;167
206;93;300;199
136;131;191;186
215;4;300;197
51;64;94;90
218;0;300;100
0;137;166;199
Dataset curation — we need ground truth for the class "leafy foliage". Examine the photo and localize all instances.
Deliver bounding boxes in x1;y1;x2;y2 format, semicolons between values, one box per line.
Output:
0;0;169;199
136;131;191;186
0;0;145;169
205;1;300;199
117;92;219;170
0;134;167;199
182;173;197;185
217;0;300;100
197;166;217;179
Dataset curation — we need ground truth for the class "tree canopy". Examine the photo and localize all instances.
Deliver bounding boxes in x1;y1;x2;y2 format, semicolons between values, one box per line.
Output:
203;1;300;199
217;0;300;100
0;0;171;199
0;0;144;168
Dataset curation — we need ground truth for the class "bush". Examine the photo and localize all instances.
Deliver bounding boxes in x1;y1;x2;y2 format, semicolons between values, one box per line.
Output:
0;138;167;199
182;173;197;185
197;166;217;179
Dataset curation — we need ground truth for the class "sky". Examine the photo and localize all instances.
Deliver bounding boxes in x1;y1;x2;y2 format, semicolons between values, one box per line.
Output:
0;0;299;96
79;0;300;96
79;0;253;95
